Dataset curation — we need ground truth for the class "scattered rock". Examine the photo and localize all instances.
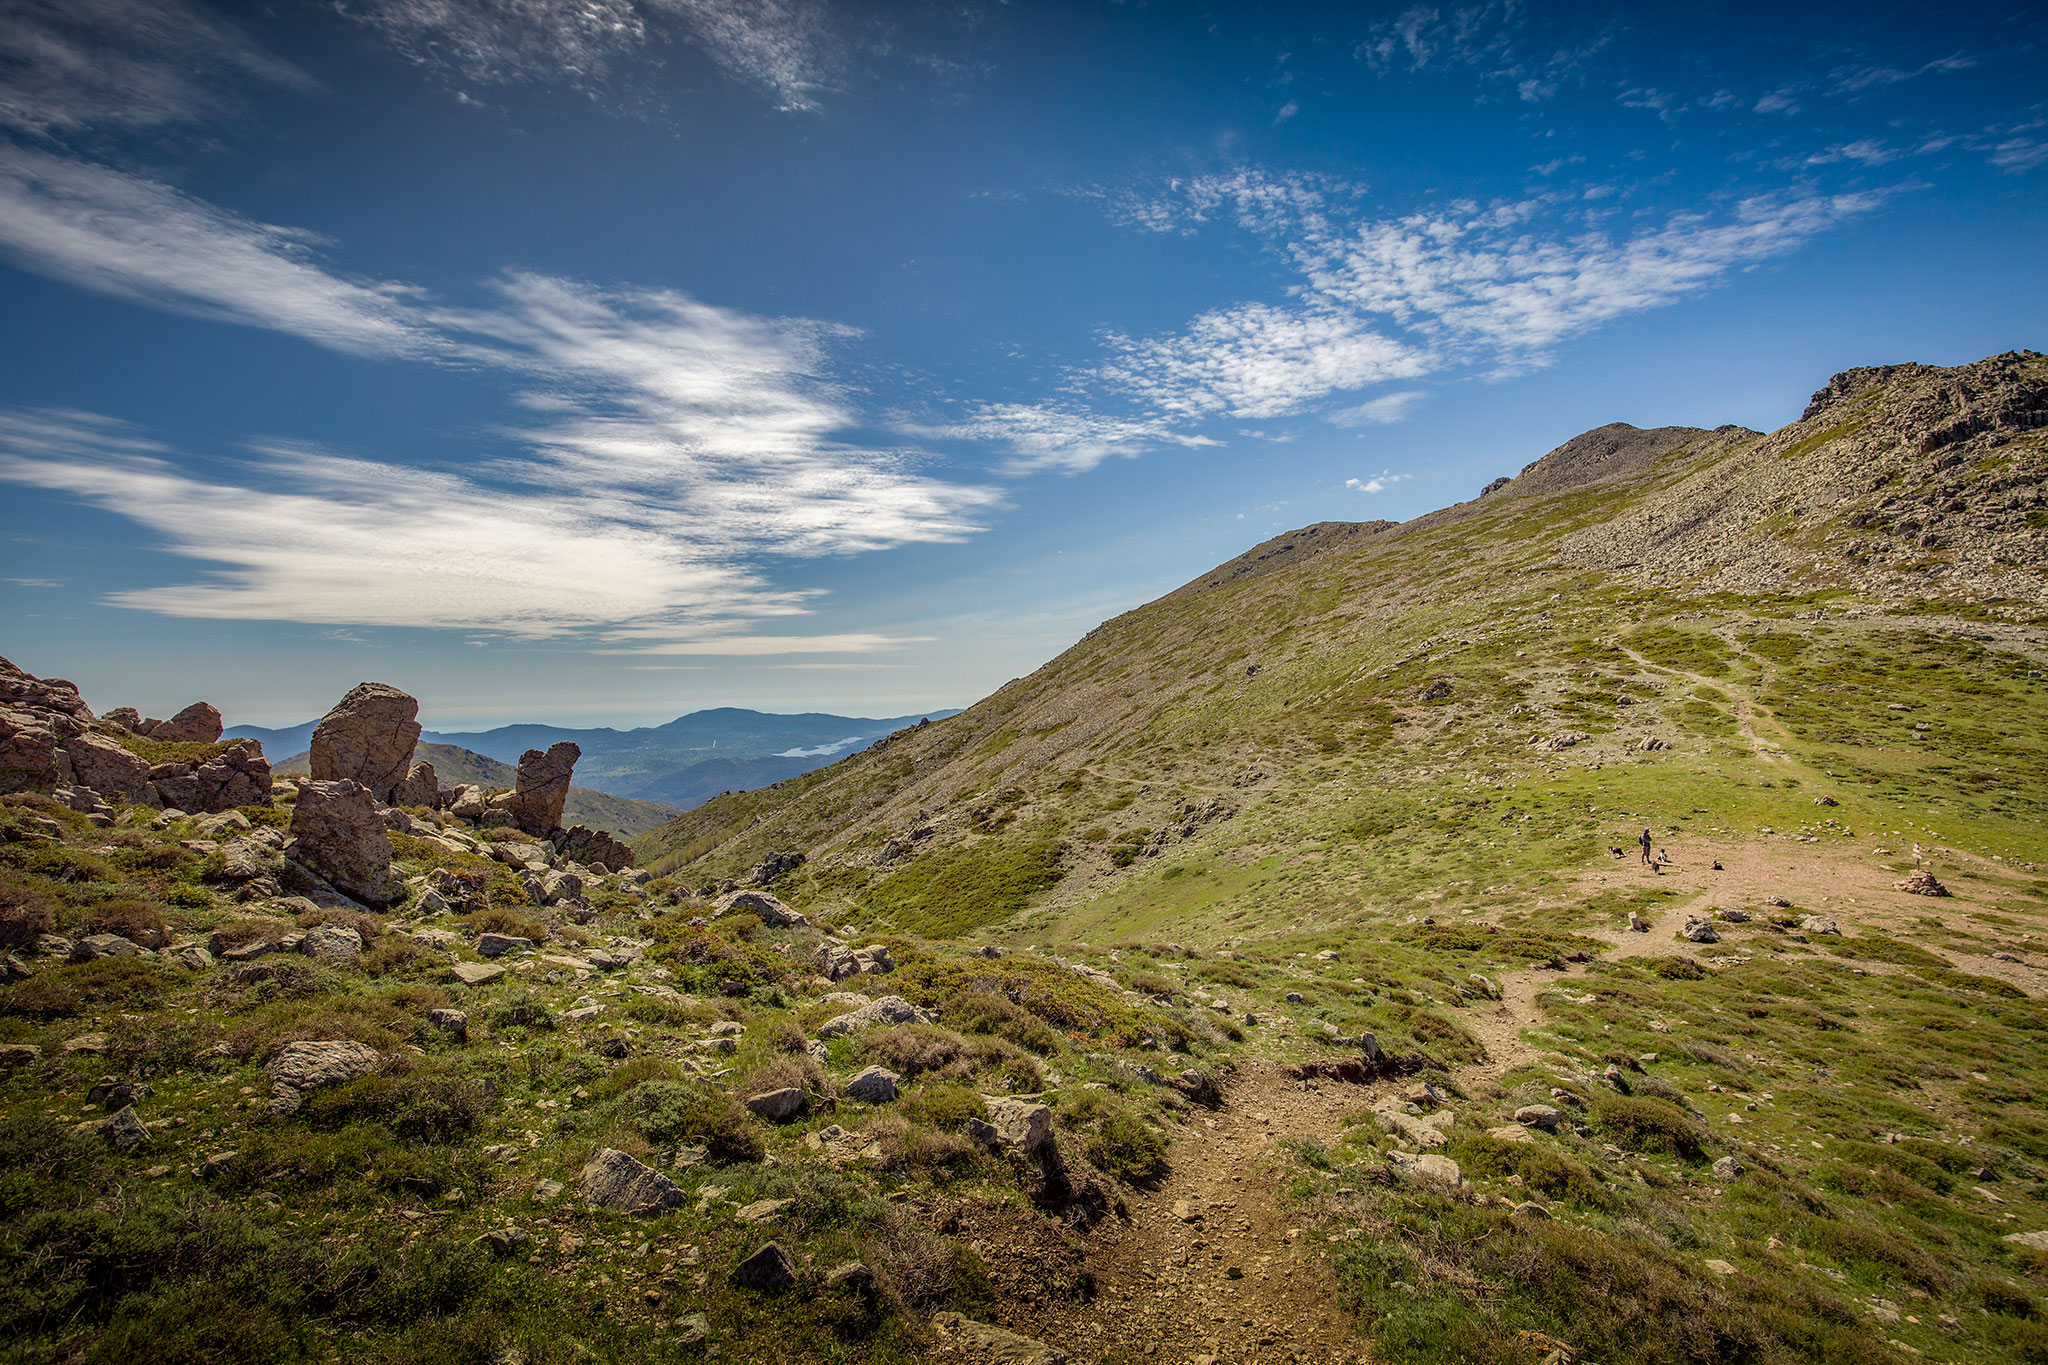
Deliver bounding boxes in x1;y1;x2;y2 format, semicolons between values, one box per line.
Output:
390;760;439;809
970;1098;1055;1156
735;1197;793;1224
2003;1231;2048;1251
1799;915;1842;936
427;1008;468;1040
731;1242;797;1292
1388;1151;1462;1185
100;1105;149;1152
477;933;534;958
844;1065;900;1104
1703;1259;1737;1276
309;682;422;804
451;961;504;986
717;889;809;928
581;1147;683;1215
1514;1105;1563;1132
1680;916;1720;944
0;1043;41;1068
1376;1106;1450;1149
748;850;806;886
1712;1155;1746;1182
552;824;636;872
816;995;931;1038
745;1087;806;1122
266;1039;381;1115
151;702;224;743
300;922;365;964
929;1311;1068;1364
70;933;145;962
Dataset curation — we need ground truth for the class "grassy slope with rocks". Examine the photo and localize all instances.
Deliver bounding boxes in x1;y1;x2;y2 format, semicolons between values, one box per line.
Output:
2;351;2044;1365
624;351;2048;1362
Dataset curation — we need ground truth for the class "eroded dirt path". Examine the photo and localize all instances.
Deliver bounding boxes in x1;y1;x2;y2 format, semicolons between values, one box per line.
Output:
1017;1065;1373;1365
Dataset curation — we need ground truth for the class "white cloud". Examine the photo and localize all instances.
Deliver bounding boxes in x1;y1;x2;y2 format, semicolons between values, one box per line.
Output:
1097;302;1427;421
0;147;437;358
1990;137;2048;174
1354;3;1608;101
0;0;308;137
914;404;1218;475
605;633;931;656
1806;138;1896;167
0;410;787;636
1345;471;1410;494
1329;391;1425;426
340;0;838;111
1274;100;1299;125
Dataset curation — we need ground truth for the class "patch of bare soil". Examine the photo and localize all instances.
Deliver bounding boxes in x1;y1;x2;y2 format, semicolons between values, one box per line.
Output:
1005;1065;1373;1364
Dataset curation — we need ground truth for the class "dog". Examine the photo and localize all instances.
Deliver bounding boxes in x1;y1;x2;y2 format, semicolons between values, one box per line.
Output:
1609;846;1627;859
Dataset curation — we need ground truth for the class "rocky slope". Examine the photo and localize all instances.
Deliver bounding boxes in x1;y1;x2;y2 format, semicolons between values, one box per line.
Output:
4;350;2048;1365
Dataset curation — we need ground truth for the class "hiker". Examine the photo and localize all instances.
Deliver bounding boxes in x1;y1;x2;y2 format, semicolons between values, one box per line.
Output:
1639;828;1654;868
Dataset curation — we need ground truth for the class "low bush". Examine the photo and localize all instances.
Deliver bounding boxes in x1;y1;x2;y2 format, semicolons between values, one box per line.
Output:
1592;1094;1708;1162
611;1080;764;1162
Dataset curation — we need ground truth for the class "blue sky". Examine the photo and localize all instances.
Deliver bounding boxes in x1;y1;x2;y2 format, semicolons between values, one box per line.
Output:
1;0;2042;728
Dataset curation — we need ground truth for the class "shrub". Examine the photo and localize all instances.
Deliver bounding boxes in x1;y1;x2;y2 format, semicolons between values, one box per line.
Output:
303;1074;487;1144
0;955;169;1018
1057;1090;1167;1184
70;897;169;946
462;907;548;944
611;1080;763;1162
948;993;1061;1055
901;1082;986;1131
0;872;54;948
1592;1094;1708;1162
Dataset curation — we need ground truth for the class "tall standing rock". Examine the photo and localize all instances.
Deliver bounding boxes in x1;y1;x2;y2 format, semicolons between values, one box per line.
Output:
308;683;421;804
492;741;579;836
287;779;400;907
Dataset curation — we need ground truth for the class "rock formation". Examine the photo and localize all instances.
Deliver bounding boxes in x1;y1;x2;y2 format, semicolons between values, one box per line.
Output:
390;759;439;809
0;656;265;811
150;702;223;743
491;740;579;836
552;823;636;871
308;682;422;803
287;779;400;907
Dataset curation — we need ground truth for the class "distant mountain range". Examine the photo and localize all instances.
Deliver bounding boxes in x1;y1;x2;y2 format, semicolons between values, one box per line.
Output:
228;706;958;813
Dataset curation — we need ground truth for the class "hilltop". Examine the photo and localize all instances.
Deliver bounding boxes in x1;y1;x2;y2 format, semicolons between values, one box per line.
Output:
2;350;2046;1365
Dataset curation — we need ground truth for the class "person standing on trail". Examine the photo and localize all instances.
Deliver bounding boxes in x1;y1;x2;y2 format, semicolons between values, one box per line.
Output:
1639;828;1655;868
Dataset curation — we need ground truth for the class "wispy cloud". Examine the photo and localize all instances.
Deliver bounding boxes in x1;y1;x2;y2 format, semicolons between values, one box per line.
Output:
338;0;839;111
0;146;437;358
914;405;1218;475
0;0;309;137
1330;391;1425;426
1989;136;2048;174
1354;3;1609;102
1346;470;1410;494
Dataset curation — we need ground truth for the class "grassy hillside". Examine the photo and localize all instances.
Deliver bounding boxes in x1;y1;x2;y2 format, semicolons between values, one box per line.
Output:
4;351;2044;1365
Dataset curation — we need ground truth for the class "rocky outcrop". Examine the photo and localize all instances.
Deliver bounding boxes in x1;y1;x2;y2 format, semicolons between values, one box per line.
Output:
491;741;579;836
390;760;438;809
148;739;271;813
308;683;422;803
553;824;635;871
0;657;155;803
149;702;223;743
287;780;400;907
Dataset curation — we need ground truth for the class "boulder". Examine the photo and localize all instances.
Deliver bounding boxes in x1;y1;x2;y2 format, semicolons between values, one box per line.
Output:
731;1242;797;1292
167;943;213;971
477;933;534;958
390;760;439;809
69;933;145;962
1376;1105;1450;1150
1799;915;1842;936
717;889;808;928
1388;1151;1463;1185
844;1066;899;1104
928;1312;1068;1365
970;1098;1054;1156
308;683;422;803
61;731;154;802
581;1147;683;1215
101;707;142;731
816;995;931;1038
1712;1155;1746;1182
745;1087;806;1122
152;702;223;744
287;780;400;907
300;923;365;964
552;824;636;871
1679;916;1720;944
1514;1104;1563;1132
0;705;65;792
100;1105;150;1153
748;850;805;886
427;1008;468;1040
266;1039;381;1115
490;741;579;836
448;785;488;820
451;961;505;985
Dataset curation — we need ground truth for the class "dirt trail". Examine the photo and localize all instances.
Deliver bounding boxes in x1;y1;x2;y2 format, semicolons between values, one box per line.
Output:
1613;641;1789;763
1019;1065;1373;1364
